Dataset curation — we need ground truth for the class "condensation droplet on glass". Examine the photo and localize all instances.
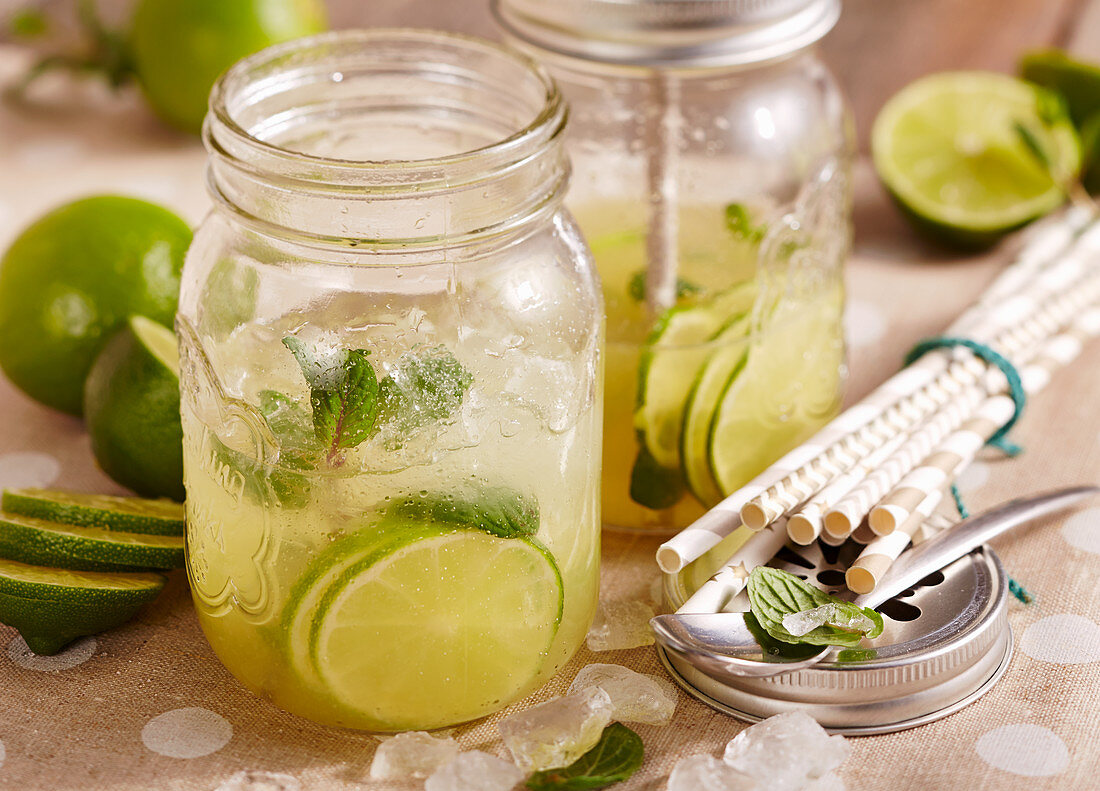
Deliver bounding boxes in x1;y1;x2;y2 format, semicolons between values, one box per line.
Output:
415;218;426;229
332;72;344;83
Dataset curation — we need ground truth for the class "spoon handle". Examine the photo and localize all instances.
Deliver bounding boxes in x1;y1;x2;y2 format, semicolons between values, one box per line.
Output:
855;486;1098;610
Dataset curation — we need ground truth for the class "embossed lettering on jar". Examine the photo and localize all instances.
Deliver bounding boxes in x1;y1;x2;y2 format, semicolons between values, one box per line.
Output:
178;30;604;731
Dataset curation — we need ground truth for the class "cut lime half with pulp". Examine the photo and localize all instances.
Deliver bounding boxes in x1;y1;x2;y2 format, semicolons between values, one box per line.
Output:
872;71;1080;248
284;522;564;731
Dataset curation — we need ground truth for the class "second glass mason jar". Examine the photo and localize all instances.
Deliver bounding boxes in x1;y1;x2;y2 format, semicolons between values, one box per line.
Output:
178;31;603;731
496;0;853;532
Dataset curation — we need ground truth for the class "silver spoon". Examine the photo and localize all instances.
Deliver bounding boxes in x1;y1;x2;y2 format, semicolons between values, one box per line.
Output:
650;486;1098;680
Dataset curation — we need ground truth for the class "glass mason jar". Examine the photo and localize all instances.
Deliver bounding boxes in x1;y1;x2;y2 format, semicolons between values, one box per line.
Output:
177;31;604;732
496;0;853;532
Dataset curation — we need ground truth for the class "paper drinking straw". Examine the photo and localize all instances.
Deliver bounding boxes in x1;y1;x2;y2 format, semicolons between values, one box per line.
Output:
644;73;681;315
822;381;988;539
753;250;1100;533
655;214;1099;573
675;520;789;614
846;489;944;595
787;431;909;545
870;308;1100;535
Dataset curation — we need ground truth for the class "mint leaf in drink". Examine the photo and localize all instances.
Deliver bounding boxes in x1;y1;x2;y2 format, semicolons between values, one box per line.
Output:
627;270;701;303
375;346;473;441
629;444;684;510
387;485;539;538
526;723;644;791
282;336;380;460
747;567;884;648
724;203;766;242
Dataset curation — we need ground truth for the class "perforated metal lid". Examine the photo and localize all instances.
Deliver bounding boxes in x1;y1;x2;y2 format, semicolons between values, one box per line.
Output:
492;0;841;68
659;545;1013;734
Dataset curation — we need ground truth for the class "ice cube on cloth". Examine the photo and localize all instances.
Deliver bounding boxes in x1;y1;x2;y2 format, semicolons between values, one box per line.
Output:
586;599;656;651
499;687;614;771
723;711;849;791
805;772;846;791
213;771;301;791
667;754;757;790
568;663;677;725
425;750;525;791
781;604;874;637
369;731;460;779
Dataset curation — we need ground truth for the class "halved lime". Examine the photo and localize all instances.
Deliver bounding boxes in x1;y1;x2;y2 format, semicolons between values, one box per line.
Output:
635;283;755;470
680;315;752;507
0;512;185;571
284;522;563;731
1019;49;1100;128
0;557;166;654
84;315;184;501
1;489;184;536
872;71;1080;248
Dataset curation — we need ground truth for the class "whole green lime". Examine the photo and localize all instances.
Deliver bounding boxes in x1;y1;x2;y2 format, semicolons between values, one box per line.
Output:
84;316;184;502
130;0;328;134
0;196;191;415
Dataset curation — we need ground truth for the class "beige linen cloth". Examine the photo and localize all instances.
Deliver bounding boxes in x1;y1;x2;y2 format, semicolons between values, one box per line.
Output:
0;46;1099;790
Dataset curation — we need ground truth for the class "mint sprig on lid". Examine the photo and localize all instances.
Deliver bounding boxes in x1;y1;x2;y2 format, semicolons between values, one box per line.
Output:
747;567;884;648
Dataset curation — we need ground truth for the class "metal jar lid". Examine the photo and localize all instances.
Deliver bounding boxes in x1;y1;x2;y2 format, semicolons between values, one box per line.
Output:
659;544;1013;735
492;0;841;68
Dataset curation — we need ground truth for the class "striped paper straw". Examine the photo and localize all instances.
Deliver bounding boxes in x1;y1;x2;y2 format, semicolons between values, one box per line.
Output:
674;520;789;614
846;489;945;594
870;307;1100;535
787;431;910;545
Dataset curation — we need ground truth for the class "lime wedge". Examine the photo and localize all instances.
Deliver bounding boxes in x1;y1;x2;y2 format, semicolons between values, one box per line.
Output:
0;512;185;571
872;71;1080;248
284;522;563;731
680;315;752;507
0;558;166;654
84;315;184;501
635;283;755;471
1;489;184;536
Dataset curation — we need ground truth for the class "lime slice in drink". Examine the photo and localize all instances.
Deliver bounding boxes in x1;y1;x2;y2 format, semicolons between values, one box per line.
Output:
680;315;752;507
872;71;1080;248
635;283;755;471
1;489;184;536
84;315;184;502
0;512;185;571
284;522;563;731
0;557;166;655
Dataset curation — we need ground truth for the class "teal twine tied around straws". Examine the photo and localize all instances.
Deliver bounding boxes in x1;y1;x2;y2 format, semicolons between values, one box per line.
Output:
905;336;1033;604
903;336;1027;457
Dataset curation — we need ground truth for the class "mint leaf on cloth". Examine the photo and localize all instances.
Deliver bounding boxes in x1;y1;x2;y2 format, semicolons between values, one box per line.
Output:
526;723;644;790
747;567;884;648
282;337;380;460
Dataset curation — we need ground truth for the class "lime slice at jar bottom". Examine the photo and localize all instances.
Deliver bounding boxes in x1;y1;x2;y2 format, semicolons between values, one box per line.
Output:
636;283;756;470
872;71;1080;247
285;523;563;731
680;316;751;507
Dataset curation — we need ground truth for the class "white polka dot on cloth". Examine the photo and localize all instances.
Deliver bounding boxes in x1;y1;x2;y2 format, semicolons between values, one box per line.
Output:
13;139;86;169
142;708;233;758
845;299;888;350
1020;614;1100;664
954;461;990;494
1060;508;1100;554
8;635;96;671
975;724;1069;777
0;452;61;489
213;770;302;791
